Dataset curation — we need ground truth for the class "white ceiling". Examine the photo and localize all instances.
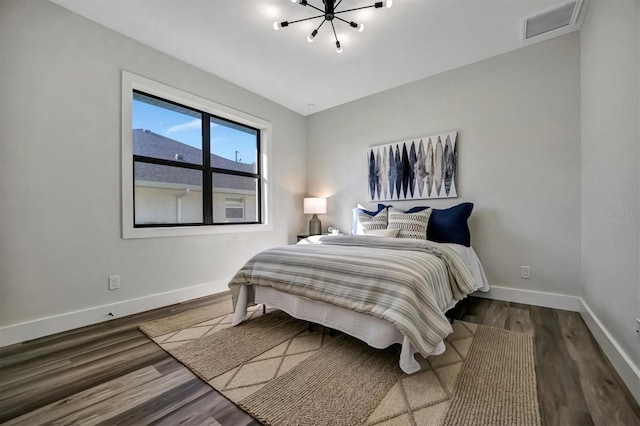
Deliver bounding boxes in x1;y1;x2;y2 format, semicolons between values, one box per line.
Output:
50;0;583;116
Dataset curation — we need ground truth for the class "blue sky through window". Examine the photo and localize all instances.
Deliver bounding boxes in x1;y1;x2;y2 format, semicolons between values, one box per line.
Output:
133;96;257;165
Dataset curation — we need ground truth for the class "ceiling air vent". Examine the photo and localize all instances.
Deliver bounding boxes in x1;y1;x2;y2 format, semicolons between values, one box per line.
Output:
523;0;583;40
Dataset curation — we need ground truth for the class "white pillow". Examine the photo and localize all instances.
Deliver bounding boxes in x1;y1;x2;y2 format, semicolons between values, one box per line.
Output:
355;208;388;235
387;207;432;239
362;228;400;237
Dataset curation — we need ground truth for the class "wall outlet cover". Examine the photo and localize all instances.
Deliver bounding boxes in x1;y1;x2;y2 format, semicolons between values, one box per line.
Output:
108;275;120;291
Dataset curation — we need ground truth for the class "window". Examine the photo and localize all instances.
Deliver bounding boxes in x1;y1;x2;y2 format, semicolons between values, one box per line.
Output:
224;197;245;220
122;71;271;238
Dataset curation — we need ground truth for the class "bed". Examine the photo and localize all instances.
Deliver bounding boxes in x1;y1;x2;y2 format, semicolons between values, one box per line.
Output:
229;231;489;374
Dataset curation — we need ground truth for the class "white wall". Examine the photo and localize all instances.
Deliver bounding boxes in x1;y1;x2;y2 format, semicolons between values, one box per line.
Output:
0;0;306;341
306;34;582;298
580;0;640;391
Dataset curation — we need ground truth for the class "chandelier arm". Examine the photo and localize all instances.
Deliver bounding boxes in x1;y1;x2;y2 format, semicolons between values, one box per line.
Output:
287;13;325;25
315;18;327;32
302;2;325;14
334;4;379;14
333;16;353;25
335;0;344;9
331;20;342;52
330;20;339;43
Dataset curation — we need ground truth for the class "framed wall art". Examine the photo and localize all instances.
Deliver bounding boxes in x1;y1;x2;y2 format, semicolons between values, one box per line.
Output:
368;132;458;201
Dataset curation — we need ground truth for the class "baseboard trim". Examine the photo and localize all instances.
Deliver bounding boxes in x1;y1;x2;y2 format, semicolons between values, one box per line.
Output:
472;285;581;311
579;299;640;404
0;279;230;348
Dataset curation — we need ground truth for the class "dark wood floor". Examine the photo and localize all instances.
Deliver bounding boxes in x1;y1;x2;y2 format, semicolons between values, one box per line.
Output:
1;295;639;425
460;298;640;426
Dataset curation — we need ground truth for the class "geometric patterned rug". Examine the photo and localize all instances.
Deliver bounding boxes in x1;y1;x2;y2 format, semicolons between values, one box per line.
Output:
142;304;540;426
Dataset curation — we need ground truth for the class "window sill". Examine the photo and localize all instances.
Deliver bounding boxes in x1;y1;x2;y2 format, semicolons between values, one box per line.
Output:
122;223;273;239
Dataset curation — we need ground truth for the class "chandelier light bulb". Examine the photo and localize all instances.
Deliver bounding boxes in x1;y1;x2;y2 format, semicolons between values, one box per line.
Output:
336;41;342;53
273;21;288;31
349;21;364;32
385;0;393;8
307;29;317;43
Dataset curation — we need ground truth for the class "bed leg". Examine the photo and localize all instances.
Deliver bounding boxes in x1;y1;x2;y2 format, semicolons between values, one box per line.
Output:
444;308;456;324
262;304;266;315
445;309;455;324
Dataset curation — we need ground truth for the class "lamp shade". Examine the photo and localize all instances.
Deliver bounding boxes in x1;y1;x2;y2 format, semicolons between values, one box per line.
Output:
303;197;327;215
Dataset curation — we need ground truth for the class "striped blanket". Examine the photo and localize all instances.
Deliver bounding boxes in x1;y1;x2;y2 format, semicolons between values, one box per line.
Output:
229;236;476;358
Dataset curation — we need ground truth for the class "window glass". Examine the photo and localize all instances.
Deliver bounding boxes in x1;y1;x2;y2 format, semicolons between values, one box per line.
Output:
133;92;203;165
134;162;203;225
210;116;258;174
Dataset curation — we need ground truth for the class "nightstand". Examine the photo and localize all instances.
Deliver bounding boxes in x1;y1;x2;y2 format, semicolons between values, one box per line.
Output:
297;234;310;242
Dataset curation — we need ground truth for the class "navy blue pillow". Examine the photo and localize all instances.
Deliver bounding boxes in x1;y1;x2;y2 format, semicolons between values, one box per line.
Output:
405;206;429;213
351;204;387;234
427;203;474;247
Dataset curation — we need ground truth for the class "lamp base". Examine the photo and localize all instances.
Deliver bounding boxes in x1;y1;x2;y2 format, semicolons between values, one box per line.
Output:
309;214;322;236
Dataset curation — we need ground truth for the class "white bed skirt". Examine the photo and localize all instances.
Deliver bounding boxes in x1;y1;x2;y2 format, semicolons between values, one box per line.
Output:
232;284;446;374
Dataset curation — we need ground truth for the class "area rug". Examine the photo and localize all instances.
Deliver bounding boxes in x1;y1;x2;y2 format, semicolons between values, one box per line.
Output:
140;299;233;338
140;305;541;426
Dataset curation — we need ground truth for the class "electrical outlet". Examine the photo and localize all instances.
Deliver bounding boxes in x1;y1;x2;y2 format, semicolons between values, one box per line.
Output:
520;266;531;279
108;275;120;291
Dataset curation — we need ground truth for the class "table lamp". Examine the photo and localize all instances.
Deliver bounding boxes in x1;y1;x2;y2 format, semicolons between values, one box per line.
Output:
303;197;327;235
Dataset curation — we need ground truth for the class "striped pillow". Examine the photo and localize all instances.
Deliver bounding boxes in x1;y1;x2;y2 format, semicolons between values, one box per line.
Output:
356;208;388;234
388;207;432;239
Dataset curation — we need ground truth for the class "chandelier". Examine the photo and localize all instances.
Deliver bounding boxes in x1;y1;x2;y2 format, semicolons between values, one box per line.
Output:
273;0;393;53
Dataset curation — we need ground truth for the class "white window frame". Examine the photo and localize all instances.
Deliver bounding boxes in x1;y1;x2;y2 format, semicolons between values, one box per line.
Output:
121;70;272;239
224;196;246;221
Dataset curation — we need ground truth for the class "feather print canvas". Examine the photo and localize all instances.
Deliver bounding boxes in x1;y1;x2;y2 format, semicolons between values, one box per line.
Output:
368;132;458;201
